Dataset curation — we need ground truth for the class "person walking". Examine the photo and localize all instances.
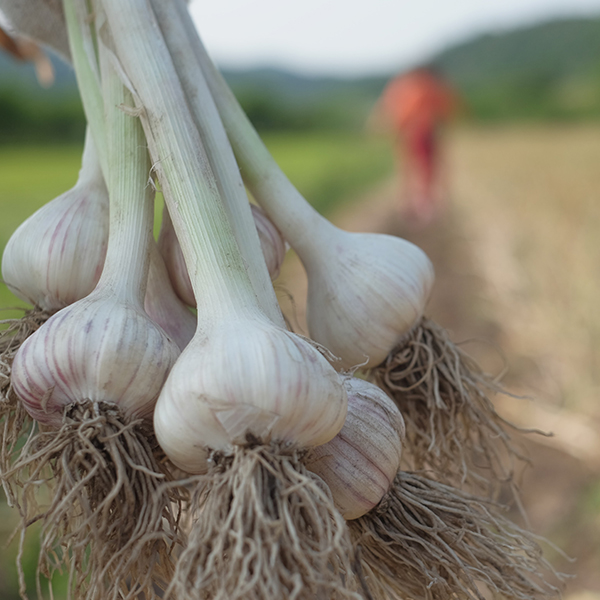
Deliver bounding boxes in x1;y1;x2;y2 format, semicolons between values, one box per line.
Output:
374;66;459;225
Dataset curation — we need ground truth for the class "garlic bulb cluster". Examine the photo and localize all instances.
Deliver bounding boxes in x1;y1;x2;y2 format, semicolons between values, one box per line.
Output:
306;378;405;519
158;204;287;308
1;130;109;311
154;313;347;474
13;290;180;427
11;58;180;429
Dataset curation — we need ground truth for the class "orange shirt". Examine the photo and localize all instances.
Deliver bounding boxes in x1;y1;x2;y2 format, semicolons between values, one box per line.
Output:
381;70;457;135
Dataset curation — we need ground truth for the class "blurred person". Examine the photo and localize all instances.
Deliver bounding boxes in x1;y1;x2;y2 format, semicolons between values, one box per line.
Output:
371;66;459;225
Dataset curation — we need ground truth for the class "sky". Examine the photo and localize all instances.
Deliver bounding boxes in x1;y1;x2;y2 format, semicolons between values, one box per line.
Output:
190;0;600;77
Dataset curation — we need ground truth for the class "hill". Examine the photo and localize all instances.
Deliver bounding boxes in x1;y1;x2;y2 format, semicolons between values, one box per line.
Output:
1;14;600;141
432;16;600;120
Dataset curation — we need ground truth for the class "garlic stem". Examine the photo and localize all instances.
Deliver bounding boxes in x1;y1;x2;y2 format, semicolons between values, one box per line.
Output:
96;38;153;305
171;0;433;370
149;0;284;328
99;0;263;324
63;0;107;175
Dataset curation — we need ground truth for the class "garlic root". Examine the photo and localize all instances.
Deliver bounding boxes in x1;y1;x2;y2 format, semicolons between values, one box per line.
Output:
352;471;562;600
9;400;183;600
167;437;361;600
0;308;51;498
370;317;526;495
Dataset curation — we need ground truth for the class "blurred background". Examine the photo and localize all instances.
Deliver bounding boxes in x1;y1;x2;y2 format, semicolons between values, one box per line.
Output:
1;0;600;597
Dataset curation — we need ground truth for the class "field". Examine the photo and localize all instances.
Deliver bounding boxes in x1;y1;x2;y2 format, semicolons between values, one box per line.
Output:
1;125;600;598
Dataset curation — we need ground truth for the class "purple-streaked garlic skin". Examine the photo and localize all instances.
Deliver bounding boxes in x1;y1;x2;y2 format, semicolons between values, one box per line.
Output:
158;204;287;308
1;136;109;311
144;245;196;351
306;378;405;520
305;232;434;370
250;204;287;281
11;291;180;428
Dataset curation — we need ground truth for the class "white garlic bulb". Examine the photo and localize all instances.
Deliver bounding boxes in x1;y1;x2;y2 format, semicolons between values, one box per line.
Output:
12;289;180;428
158;204;287;308
1;131;108;311
144;243;196;351
250;204;287;281
306;377;405;520
153;313;347;474
156;205;195;307
305;230;434;370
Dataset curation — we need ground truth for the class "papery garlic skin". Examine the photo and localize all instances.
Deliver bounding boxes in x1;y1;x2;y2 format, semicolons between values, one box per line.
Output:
1;133;108;311
154;314;348;474
306;378;405;520
158;204;287;308
305;232;434;370
12;291;180;428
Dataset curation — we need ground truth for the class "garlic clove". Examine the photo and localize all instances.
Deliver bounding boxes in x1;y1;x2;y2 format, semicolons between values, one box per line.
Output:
305;231;434;370
306;377;405;520
153;315;347;474
12;291;180;428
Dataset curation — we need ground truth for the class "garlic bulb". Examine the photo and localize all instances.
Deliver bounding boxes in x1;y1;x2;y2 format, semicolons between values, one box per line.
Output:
158;203;287;308
154;313;347;474
11;74;179;428
304;229;433;369
157;205;194;306
103;5;355;596
251;203;287;280
6;46;183;600
1;129;108;311
13;290;179;428
145;242;196;351
306;377;405;519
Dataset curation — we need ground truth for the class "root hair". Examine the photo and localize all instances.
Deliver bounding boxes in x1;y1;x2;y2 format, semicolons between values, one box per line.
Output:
351;471;563;600
167;436;363;600
370;317;527;495
0;307;51;502
7;400;183;600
